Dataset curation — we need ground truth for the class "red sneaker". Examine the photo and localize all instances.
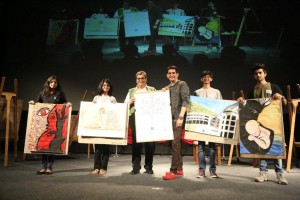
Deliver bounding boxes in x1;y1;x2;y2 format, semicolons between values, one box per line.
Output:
162;172;177;180
177;170;184;175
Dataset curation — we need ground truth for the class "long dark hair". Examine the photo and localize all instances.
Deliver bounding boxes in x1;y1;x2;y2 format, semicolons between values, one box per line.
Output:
42;75;62;96
97;78;113;96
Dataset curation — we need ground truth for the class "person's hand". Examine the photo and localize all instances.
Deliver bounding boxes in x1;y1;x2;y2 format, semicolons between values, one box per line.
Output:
176;118;183;128
66;102;72;107
153;24;158;30
237;97;245;104
129;97;135;105
28;100;35;105
161;87;168;92
273;93;284;100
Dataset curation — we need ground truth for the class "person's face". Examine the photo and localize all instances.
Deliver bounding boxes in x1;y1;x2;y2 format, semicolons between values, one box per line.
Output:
253;69;267;83
201;75;212;84
167;69;179;83
124;2;129;9
147;1;154;8
102;82;111;94
98;7;104;13
136;74;147;88
49;79;58;89
173;3;179;9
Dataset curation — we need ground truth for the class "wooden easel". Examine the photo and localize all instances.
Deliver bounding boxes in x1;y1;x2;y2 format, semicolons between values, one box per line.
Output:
286;84;300;172
1;78;19;167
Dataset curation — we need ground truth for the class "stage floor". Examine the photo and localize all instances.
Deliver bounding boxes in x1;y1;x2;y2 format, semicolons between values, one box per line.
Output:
1;154;300;200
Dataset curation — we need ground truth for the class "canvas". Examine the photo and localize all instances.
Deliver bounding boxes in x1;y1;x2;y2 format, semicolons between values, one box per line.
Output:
77;101;128;139
84;18;119;39
185;96;239;145
124;11;151;37
24;103;71;155
239;98;285;159
134;90;174;143
158;14;195;37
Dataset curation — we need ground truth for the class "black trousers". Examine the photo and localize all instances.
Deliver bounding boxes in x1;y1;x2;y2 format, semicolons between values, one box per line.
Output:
94;144;110;170
119;22;135;49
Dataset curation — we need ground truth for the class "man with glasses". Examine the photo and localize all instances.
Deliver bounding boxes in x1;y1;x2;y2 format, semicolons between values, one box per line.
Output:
194;70;222;179
125;71;156;175
162;65;190;180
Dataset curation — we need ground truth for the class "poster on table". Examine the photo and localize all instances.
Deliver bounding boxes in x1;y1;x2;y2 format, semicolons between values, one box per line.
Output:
193;17;220;44
184;96;239;145
124;11;151;37
134;90;174;143
84;18;119;39
77;101;128;145
158;14;195;37
24;103;72;155
47;19;79;45
239;98;285;159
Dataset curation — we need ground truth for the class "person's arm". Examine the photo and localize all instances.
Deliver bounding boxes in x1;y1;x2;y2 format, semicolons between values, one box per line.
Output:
177;81;190;128
272;84;287;105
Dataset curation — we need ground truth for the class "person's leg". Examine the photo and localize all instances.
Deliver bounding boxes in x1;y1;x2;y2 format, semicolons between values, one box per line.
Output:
198;141;206;171
41;154;47;170
208;142;216;173
100;144;110;171
119;22;126;50
275;159;288;185
255;159;268;182
131;131;142;173
144;142;155;173
94;144;101;170
46;155;55;174
148;28;158;51
170;120;183;174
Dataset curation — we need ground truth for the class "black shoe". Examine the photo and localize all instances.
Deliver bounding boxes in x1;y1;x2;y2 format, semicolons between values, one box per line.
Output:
144;169;154;174
130;170;140;175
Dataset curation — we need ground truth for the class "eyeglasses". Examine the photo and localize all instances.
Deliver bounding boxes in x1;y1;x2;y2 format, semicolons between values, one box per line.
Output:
136;77;146;80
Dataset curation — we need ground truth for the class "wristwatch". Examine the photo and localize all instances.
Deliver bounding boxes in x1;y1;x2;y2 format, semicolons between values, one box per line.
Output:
178;116;184;120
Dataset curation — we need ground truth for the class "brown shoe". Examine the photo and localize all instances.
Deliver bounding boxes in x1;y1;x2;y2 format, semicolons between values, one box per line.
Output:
45;169;52;175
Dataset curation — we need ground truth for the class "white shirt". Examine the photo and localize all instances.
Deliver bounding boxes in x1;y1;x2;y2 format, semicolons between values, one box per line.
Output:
93;95;117;103
194;87;222;99
166;8;186;16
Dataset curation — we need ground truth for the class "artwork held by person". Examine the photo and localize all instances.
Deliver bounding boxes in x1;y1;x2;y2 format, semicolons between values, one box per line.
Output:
77;101;128;139
47;19;79;46
239;98;285;159
194;17;220;44
24;103;71;155
158;14;195;37
134;90;174;142
185;96;239;145
84;18;119;39
124;11;151;37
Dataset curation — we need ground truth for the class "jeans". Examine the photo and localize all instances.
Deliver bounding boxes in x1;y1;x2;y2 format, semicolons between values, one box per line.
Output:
41;154;55;170
259;159;284;173
198;141;216;172
94;144;110;170
170;120;183;174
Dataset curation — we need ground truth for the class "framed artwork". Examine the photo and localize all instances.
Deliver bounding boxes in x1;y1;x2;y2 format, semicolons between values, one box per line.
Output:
184;96;239;145
158;14;195;37
124;11;151;37
134;90;174;143
193;17;220;45
47;19;79;46
84;18;119;39
24;103;72;155
77;101;128;140
239;98;285;159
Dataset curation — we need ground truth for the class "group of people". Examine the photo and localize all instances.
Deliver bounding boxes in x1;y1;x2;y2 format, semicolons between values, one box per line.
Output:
31;62;288;185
